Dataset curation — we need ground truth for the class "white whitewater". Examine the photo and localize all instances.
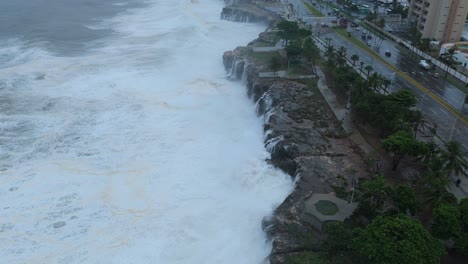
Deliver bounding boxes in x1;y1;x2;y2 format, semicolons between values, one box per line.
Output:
0;0;292;263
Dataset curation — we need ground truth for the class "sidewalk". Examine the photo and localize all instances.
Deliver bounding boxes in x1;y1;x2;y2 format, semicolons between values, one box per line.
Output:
315;68;375;156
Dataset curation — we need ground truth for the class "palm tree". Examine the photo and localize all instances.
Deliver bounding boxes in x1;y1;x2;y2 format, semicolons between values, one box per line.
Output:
382;78;391;94
422;186;457;209
336;46;348;68
417;141;441;165
424;157;450;188
440;48;460;77
439;141;468;178
359;61;365;72
324;44;336;65
366;72;381;92
351;54;359;66
364;65;373;76
303;37;320;69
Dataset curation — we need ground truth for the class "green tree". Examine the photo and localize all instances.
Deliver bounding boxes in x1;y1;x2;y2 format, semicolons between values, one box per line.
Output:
381;78;391;94
423;157;450;188
459;198;468;228
324;44;336;66
353;215;445;264
359;61;365;72
277;20;300;45
387;89;417;107
322;222;353;255
367;72;385;93
409;26;422;48
334;67;359;97
382;131;427;170
393;184;417;215
303;37;320;67
432;203;461;239
440;141;468;178
365;11;377;22
370;90;419;136
285;40;303;59
423;186;457;209
417;141;441;165
376;17;385;28
364;65;373;75
356;174;391;218
455;232;468;255
336;46;346;67
336;46;348;68
456;198;468;254
419;38;432;52
350;54;359;66
440;48;460;77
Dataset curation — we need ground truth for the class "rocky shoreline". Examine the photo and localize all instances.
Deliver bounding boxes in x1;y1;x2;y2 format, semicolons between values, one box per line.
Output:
221;2;367;263
223;39;366;264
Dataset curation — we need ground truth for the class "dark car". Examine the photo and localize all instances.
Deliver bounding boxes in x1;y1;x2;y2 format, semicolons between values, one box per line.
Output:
367;35;372;39
385;50;391;57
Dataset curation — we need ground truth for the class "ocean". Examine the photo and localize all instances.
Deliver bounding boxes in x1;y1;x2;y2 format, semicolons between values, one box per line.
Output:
0;0;292;263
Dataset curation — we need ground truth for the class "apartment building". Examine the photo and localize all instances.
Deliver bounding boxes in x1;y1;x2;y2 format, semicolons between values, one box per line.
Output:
407;0;468;42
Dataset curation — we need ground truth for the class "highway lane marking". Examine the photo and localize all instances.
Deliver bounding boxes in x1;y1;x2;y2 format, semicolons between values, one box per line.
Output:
332;29;468;125
429;108;438;116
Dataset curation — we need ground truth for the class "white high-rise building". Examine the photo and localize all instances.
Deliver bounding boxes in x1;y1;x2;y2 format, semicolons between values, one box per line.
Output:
407;0;468;42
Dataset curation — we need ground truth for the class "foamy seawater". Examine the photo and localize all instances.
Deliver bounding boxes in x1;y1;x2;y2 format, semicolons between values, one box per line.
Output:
0;0;293;263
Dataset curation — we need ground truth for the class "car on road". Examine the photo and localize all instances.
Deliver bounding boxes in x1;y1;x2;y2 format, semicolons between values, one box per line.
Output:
367;34;372;39
419;60;431;70
432;72;440;78
367;41;372;46
385;50;391;57
355;27;360;31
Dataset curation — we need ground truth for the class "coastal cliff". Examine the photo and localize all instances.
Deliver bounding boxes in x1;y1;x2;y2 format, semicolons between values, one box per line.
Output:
223;43;365;263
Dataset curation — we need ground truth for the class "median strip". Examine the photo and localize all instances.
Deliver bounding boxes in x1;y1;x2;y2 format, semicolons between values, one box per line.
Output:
301;0;324;17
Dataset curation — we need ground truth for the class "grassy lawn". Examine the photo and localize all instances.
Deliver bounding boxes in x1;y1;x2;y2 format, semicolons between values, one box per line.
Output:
288;63;315;76
302;0;324;17
333;27;375;55
315;200;338;215
251;51;288;71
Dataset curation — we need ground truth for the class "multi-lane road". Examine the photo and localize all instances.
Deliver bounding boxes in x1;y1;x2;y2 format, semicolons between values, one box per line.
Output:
287;0;468;152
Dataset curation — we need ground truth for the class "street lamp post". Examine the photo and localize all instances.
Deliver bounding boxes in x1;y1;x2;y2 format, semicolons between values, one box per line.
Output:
288;56;294;74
